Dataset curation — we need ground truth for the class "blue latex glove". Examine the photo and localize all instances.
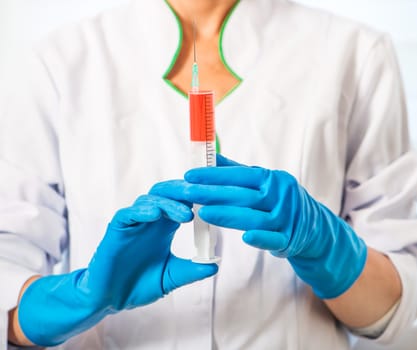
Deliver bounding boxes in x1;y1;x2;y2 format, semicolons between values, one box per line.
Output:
150;155;367;299
18;195;218;346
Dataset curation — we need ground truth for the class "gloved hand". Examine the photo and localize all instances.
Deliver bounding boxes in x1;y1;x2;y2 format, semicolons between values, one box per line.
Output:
150;154;367;299
18;195;218;346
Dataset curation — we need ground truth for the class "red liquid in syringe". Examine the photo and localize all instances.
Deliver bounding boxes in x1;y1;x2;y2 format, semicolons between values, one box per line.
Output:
189;90;216;167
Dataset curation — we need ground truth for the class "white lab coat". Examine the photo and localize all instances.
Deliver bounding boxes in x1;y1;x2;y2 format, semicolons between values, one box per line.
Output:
1;0;417;349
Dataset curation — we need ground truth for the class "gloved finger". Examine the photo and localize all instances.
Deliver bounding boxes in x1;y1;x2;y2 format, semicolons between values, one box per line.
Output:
151;180;275;211
242;230;290;255
149;180;196;205
185;166;269;189
149;180;187;199
216;154;245;167
137;195;194;223
110;205;163;228
162;255;219;294
113;195;193;228
198;205;280;231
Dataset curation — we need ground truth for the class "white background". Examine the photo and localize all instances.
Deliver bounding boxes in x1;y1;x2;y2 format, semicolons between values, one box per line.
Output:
0;1;416;349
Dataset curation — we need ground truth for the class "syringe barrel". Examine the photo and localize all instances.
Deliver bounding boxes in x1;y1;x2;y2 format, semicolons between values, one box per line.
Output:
188;89;220;263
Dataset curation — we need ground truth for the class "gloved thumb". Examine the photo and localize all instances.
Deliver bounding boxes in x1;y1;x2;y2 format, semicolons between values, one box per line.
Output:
162;255;218;294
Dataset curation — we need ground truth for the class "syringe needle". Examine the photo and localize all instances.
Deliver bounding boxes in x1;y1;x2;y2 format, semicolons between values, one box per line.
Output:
192;19;197;63
191;20;199;90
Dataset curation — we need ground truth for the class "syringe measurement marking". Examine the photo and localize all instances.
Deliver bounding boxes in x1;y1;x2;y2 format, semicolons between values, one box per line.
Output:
204;96;215;166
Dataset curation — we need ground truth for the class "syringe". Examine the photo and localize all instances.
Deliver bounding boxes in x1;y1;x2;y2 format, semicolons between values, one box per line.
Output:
188;22;220;264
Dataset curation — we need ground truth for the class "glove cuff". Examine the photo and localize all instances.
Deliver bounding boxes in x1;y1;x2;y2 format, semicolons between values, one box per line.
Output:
18;270;109;346
290;199;368;299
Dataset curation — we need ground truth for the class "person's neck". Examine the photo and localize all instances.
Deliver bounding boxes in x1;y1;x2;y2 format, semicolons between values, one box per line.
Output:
167;0;237;39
